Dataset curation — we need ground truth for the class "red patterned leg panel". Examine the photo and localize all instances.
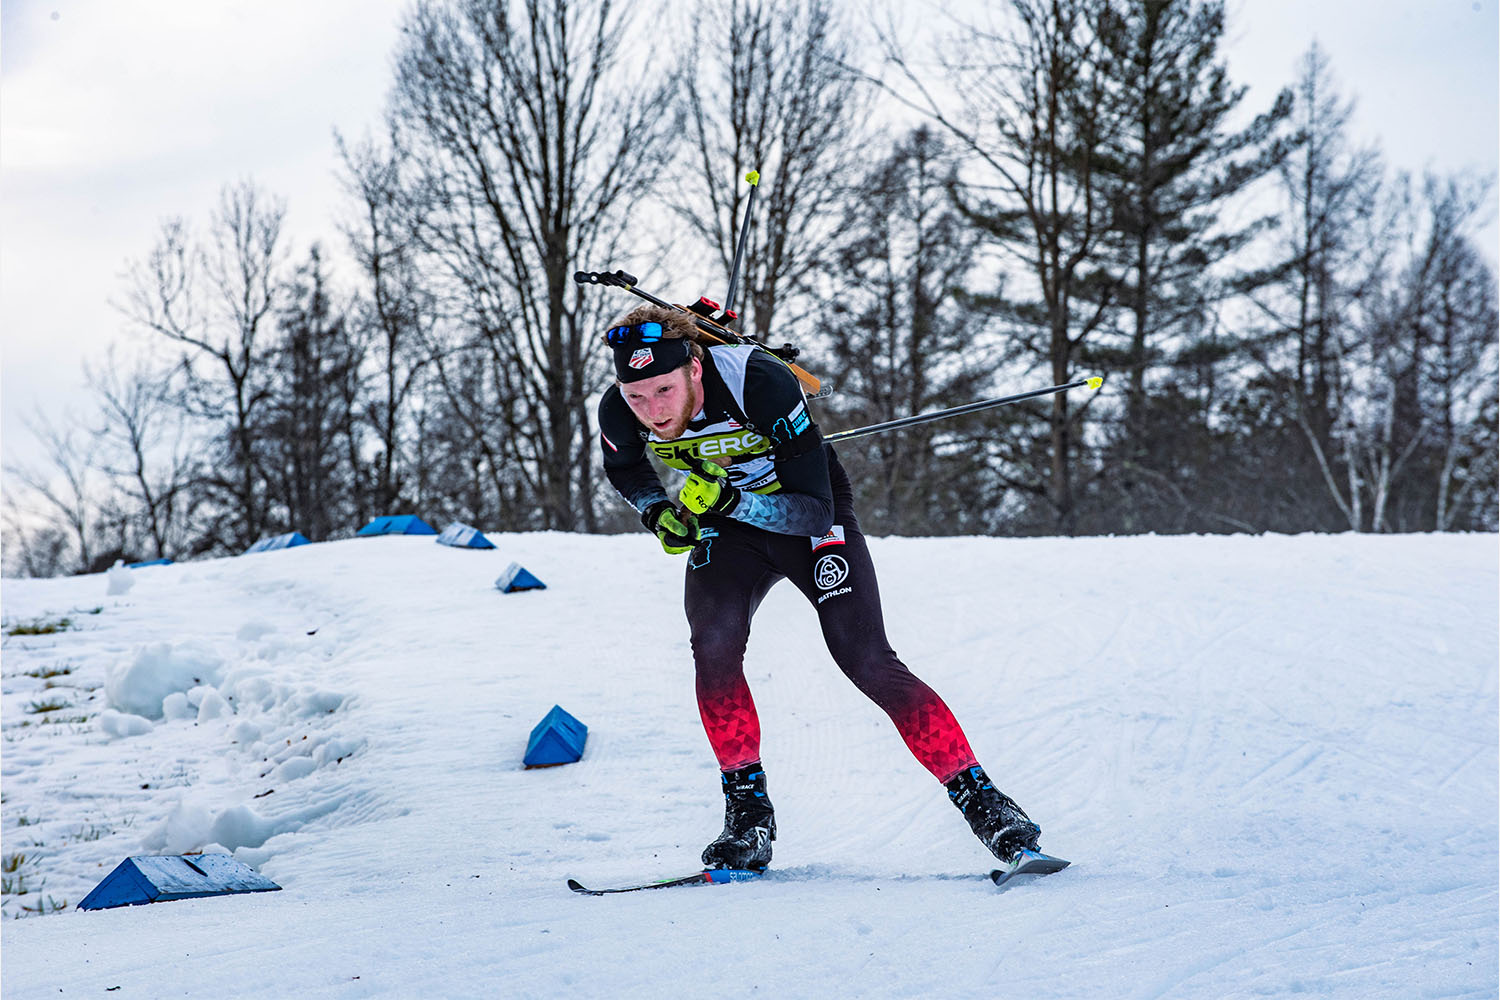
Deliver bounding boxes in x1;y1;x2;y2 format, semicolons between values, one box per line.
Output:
697;674;762;771
891;690;979;784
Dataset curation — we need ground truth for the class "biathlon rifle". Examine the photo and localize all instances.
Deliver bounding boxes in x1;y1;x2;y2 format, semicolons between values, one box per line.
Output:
577;170;1103;433
574;171;827;399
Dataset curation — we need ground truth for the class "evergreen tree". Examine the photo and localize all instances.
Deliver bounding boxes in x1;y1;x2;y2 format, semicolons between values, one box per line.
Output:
260;247;363;540
816;127;999;534
1083;0;1295;531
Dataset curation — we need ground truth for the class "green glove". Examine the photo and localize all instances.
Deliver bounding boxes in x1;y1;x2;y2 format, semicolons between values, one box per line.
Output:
641;500;699;555
678;459;741;516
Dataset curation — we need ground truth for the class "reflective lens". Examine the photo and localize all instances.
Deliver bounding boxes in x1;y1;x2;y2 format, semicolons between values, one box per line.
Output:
604;321;665;345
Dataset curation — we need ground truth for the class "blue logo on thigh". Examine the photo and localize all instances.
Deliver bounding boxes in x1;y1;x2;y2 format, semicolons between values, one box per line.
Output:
689;539;713;570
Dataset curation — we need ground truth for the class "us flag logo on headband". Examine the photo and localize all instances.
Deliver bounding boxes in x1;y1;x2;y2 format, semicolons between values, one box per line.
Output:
628;348;654;369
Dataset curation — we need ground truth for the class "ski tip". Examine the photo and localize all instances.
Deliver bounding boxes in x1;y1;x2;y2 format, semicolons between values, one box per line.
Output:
566;878;597;895
745;170;761;186
1086;376;1104;390
990;851;1071;888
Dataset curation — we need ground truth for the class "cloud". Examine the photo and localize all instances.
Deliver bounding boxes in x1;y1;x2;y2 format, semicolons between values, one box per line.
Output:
1;0;406;466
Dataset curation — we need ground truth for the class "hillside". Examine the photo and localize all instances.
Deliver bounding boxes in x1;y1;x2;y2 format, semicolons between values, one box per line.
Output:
2;531;1496;999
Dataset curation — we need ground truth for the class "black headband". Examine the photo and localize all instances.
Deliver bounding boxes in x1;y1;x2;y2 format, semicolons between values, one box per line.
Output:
613;336;692;383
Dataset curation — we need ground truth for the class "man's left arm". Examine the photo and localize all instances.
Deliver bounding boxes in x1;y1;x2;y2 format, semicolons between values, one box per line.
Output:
679;354;835;536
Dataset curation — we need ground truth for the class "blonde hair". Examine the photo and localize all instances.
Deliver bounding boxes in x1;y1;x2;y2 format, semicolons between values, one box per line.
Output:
616;305;704;361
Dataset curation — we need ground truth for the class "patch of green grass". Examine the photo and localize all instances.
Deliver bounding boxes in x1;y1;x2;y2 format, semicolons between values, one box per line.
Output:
5;617;73;636
18;894;68;916
24;698;71;715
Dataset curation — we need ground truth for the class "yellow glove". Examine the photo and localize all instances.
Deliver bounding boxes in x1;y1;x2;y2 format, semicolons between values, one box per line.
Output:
641;500;699;555
678;460;741;516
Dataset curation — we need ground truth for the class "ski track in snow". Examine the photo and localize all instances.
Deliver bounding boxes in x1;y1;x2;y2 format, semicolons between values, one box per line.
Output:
1;531;1496;999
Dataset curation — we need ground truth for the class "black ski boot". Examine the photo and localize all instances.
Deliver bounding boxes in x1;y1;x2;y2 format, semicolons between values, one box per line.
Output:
701;762;776;871
946;765;1040;864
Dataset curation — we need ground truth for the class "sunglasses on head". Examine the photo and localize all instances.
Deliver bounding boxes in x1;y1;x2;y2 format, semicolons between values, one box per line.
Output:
604;321;664;345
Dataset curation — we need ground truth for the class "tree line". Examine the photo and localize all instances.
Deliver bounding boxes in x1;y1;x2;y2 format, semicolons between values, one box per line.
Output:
5;0;1495;577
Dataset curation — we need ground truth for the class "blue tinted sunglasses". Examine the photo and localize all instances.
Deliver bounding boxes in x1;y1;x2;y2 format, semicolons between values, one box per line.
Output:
604;321;663;345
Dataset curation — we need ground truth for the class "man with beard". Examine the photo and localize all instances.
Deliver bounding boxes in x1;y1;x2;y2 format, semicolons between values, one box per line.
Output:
596;305;1047;873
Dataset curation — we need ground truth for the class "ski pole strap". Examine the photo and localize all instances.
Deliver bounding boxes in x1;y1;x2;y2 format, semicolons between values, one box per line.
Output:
824;377;1103;444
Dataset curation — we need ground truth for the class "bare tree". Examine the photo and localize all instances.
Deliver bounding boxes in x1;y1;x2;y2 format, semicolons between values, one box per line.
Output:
4;409;101;573
385;0;677;530
1420;188;1499;529
1237;45;1391;531
337;132;434;519
672;0;868;340
882;0;1129;532
1265;45;1384;451
121;179;288;548
1;502;72;578
84;348;197;560
1360;172;1498;531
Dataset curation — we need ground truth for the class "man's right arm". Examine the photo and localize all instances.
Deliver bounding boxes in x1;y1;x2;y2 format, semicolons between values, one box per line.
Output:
598;387;668;514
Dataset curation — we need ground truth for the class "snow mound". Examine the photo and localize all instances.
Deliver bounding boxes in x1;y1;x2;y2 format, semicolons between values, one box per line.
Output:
105;559;134;596
95;708;154;738
236;618;279;642
105;640;227;719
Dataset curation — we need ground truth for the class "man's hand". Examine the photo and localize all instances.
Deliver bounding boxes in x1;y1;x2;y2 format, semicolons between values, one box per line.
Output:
678;459;741;516
641;500;699;555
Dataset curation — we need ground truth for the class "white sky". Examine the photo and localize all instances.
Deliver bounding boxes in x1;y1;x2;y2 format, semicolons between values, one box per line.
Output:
2;0;1497;472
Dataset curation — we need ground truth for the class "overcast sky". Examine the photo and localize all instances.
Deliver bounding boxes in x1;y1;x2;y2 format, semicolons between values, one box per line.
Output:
2;0;1496;471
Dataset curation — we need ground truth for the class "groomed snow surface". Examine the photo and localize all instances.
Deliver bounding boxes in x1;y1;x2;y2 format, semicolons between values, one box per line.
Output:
1;531;1495;999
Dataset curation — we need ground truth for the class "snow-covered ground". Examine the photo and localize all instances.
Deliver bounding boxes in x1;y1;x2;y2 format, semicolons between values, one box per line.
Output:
1;531;1495;999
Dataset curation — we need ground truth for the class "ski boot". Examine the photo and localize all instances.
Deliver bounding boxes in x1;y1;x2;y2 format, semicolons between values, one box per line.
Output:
702;762;776;871
945;764;1041;864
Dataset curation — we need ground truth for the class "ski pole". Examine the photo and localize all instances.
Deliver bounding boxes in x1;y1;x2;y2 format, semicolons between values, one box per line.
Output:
824;377;1104;444
723;170;760;317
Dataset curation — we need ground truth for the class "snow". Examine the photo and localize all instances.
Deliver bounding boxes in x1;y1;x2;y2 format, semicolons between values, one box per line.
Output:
1;531;1495;999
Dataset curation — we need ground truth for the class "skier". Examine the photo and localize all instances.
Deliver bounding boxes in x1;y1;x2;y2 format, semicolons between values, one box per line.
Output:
597;305;1044;872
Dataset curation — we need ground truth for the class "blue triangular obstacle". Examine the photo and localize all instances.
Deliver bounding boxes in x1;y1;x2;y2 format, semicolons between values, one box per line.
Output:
436;522;496;550
78;854;281;911
495;562;546;593
243;532;311;555
357;514;437;537
524;705;587;767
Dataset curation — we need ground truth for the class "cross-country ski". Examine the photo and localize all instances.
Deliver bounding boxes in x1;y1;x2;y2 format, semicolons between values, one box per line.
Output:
566;869;765;895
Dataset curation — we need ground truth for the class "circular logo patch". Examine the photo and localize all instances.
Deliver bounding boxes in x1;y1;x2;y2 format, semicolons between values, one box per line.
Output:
814;554;849;590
